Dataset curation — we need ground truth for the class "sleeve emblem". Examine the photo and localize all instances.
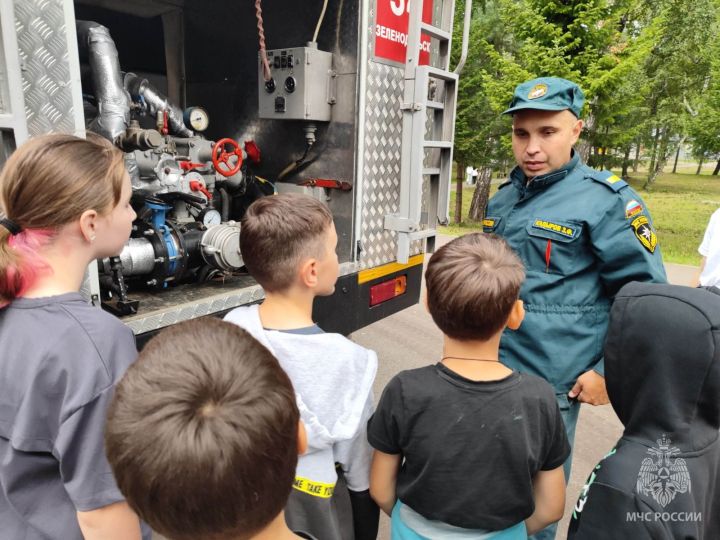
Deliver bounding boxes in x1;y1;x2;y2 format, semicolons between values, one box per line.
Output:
625;199;643;219
631;216;658;253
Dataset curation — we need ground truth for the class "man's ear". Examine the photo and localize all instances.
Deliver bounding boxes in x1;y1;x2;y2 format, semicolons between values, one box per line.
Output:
298;257;319;289
506;299;525;330
297;420;308;455
571;118;584;144
78;209;99;243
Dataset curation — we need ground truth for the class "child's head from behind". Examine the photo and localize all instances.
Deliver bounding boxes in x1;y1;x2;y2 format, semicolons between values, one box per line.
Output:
240;193;338;295
0;133;134;303
425;233;525;341
105;319;301;540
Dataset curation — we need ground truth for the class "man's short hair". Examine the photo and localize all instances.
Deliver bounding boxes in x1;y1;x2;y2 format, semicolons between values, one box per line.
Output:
425;233;525;340
240;194;333;292
105;319;299;540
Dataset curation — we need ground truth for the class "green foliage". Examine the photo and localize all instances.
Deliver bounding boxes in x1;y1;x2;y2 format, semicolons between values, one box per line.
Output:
452;0;720;184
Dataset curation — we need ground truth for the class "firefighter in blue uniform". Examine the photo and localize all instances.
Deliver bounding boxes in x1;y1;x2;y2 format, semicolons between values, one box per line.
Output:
485;77;667;539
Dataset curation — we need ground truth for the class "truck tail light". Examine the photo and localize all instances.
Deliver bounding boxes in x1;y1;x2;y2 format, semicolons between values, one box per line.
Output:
369;275;407;307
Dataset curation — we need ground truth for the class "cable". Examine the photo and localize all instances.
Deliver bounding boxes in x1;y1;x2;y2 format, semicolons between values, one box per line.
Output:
312;0;329;43
255;0;272;82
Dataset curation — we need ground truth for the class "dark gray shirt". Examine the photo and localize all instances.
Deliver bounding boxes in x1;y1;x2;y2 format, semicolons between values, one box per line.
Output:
368;364;570;530
0;293;149;539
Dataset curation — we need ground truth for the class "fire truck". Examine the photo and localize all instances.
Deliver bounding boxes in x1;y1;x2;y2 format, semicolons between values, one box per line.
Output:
0;0;469;343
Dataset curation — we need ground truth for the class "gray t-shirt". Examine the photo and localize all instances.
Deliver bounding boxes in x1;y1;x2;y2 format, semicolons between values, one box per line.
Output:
0;293;149;540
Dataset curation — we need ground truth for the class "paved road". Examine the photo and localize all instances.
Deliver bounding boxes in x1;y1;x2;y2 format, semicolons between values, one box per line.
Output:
350;236;697;540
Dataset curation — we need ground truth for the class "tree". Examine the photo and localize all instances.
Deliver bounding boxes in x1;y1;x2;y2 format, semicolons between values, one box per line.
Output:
452;1;529;222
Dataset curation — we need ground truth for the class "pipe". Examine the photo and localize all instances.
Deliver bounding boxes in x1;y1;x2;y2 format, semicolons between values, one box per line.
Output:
124;72;193;138
218;187;230;222
76;21;130;141
453;0;473;75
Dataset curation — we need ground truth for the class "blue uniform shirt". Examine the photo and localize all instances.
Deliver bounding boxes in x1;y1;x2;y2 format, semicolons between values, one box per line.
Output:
485;152;667;392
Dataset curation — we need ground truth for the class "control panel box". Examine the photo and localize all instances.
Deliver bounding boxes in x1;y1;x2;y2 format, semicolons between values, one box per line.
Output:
258;46;334;121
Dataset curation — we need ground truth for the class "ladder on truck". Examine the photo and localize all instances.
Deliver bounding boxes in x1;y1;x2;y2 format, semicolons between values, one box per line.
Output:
384;0;458;264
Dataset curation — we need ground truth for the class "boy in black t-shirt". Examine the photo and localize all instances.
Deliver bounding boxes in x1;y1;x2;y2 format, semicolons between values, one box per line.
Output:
368;233;570;539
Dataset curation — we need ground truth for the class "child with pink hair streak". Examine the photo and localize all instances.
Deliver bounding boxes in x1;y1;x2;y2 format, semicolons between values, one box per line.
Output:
0;134;149;540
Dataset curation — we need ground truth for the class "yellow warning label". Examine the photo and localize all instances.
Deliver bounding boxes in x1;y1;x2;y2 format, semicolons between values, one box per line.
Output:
293;476;336;498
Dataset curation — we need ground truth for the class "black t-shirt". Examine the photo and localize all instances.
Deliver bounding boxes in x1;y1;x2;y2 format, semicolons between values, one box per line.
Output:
367;363;570;530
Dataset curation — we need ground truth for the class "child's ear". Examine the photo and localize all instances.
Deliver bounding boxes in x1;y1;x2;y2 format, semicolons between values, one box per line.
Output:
297;420;308;455
298;257;319;289
78;209;99;243
506;299;525;330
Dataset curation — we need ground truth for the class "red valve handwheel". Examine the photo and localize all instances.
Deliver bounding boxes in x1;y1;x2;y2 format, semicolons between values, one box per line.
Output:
212;138;243;177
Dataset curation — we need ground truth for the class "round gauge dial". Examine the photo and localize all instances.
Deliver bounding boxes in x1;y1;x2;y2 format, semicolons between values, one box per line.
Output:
184;107;210;132
201;208;222;227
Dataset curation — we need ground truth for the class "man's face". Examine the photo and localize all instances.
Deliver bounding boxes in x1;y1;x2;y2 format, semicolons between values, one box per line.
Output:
511;109;583;178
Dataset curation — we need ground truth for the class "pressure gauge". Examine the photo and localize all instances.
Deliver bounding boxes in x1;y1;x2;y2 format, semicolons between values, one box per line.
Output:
200;208;222;227
184;107;210;132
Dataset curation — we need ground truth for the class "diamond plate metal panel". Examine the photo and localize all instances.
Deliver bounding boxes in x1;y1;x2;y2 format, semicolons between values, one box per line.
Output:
360;6;433;268
360;59;403;269
15;0;78;137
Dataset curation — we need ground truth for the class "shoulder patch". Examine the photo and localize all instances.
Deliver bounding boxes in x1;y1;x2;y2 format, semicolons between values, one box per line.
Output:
631;215;658;253
588;170;628;192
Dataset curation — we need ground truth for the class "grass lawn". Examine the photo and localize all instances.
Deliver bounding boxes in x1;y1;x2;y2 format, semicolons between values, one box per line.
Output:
441;172;720;265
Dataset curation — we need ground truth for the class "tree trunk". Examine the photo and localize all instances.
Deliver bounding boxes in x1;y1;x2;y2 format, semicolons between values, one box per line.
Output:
621;146;631;178
455;163;464;224
644;131;679;189
696;155;705;175
672;144;681;174
577;113;595;162
647;126;661;181
633;140;641;172
713;159;720;176
468;167;493;222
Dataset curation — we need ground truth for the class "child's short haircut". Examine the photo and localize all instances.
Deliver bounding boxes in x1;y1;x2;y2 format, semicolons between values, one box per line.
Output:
240;193;333;292
425;233;525;340
105;319;299;540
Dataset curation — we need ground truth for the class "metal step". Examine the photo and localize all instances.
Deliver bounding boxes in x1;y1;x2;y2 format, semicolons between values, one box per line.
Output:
422;167;441;175
420;22;451;42
423;140;453;149
424;66;459;82
426;100;445;110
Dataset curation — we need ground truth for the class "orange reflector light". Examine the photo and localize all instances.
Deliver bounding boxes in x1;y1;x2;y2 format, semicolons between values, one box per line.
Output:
369;275;407;307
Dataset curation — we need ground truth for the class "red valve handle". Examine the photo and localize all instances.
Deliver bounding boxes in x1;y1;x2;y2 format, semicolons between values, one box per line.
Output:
212;138;243;177
189;180;212;200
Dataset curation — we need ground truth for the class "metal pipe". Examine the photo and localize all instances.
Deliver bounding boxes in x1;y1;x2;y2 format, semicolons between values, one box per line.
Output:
453;0;472;75
76;21;129;141
124;72;193;138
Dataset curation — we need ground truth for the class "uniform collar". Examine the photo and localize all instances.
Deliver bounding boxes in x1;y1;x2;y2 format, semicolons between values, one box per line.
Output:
510;151;580;191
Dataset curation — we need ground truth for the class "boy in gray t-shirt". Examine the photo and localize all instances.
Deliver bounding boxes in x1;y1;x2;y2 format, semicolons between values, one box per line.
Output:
224;194;379;540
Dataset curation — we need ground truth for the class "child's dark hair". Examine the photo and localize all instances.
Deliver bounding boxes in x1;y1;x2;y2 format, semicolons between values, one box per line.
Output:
425;233;525;340
240;193;333;292
105;319;299;540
